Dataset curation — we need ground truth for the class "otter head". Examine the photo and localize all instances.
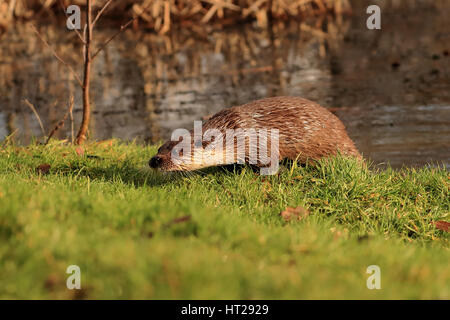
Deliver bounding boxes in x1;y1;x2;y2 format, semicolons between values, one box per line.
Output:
148;140;182;172
149;133;226;172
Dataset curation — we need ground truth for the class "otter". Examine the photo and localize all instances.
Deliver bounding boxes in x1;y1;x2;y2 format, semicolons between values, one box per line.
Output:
149;96;360;173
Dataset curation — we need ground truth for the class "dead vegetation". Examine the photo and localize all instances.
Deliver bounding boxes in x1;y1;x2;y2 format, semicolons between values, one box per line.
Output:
1;0;352;33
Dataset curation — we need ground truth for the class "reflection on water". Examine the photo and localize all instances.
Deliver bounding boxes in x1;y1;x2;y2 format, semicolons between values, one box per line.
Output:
0;1;449;168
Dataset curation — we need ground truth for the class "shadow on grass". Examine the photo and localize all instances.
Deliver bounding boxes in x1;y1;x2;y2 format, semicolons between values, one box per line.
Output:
47;155;308;188
49;161;258;188
51;162;170;188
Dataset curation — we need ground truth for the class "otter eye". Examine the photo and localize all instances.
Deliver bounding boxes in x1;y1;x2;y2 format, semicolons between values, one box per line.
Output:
158;144;167;153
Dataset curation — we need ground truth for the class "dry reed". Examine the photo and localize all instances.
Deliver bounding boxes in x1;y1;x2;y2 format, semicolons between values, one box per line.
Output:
1;0;352;33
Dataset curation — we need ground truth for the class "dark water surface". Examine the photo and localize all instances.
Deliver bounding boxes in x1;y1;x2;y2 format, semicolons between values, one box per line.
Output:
0;2;449;168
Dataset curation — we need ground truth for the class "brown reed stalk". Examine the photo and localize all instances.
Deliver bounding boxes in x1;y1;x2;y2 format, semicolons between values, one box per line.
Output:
23;99;46;137
70;101;74;144
1;0;353;30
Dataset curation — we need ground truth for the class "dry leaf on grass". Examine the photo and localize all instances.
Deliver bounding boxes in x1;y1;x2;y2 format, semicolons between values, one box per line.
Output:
36;163;51;174
163;215;192;228
280;206;309;222
434;221;450;232
75;147;85;156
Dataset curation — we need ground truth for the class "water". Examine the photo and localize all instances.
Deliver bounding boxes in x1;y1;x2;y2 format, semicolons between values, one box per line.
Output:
0;1;449;168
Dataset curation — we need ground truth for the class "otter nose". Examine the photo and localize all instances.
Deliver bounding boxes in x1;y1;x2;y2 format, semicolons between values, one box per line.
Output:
149;156;163;169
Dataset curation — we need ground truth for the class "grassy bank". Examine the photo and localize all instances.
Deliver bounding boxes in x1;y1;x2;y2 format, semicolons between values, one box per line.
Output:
0;140;448;299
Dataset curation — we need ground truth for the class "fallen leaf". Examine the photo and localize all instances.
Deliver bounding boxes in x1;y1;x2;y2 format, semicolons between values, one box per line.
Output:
333;231;342;240
280;206;309;222
171;215;191;224
36;163;51;174
44;274;59;290
75;147;85;156
163;215;192;228
434;221;450;232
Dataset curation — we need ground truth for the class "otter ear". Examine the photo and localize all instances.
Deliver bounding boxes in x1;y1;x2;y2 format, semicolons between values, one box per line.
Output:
158;143;168;153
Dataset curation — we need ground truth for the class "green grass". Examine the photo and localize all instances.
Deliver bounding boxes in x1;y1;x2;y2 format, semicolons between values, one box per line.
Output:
0;139;448;299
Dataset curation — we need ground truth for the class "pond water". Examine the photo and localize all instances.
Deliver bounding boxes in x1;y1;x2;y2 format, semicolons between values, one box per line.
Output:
0;1;449;168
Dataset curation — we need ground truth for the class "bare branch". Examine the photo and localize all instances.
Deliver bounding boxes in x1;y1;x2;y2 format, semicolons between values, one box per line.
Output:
30;24;83;87
91;1;153;61
82;23;87;62
70;101;74;144
91;19;134;60
92;0;113;27
75;0;93;145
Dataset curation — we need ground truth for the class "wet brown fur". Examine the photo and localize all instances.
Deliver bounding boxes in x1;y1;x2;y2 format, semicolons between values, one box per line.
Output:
152;96;361;171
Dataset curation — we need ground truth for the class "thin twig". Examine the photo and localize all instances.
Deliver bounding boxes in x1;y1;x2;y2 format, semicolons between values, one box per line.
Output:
30;24;83;87
1;129;19;148
91;19;134;60
45;96;75;145
92;0;113;27
91;1;153;60
82;23;87;62
70;102;74;144
23;99;46;137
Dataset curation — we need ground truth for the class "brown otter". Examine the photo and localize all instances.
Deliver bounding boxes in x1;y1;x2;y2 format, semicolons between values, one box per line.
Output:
149;96;360;173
